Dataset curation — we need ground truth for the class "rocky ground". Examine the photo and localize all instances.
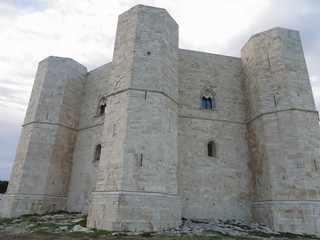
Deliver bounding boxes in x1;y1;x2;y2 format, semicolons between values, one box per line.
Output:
0;212;319;240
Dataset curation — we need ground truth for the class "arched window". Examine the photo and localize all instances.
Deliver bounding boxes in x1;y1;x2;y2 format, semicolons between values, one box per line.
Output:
94;144;102;162
200;88;215;110
208;141;216;158
98;98;106;115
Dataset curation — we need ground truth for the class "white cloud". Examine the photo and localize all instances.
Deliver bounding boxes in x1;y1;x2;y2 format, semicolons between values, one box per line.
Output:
177;0;271;53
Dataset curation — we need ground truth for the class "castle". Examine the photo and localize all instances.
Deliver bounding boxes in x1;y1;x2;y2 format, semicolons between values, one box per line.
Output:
1;4;320;236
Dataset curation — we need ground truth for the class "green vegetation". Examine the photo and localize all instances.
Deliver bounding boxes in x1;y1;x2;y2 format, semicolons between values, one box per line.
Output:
0;180;8;193
140;232;156;237
77;219;87;227
0;218;15;225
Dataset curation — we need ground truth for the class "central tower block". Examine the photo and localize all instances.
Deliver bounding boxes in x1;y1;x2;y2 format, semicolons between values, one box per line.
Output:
87;5;181;231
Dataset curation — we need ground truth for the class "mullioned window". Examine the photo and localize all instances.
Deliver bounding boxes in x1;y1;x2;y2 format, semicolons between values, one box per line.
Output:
200;88;215;110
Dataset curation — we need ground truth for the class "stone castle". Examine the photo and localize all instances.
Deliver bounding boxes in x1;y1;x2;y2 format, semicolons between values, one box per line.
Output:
1;4;320;236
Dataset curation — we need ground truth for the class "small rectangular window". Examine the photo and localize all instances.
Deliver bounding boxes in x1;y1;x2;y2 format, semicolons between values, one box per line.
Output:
208;141;216;158
208;143;213;157
94;144;102;162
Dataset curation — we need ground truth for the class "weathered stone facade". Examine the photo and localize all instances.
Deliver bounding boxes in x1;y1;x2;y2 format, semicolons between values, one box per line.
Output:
1;4;320;236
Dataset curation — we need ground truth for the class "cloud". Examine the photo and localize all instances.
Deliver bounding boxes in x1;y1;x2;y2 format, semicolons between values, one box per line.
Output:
0;0;320;180
4;0;50;10
0;114;22;180
177;0;271;54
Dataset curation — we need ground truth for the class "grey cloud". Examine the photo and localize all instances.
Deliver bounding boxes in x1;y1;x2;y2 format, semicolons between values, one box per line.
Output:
6;0;50;11
0;87;30;108
0;118;22;180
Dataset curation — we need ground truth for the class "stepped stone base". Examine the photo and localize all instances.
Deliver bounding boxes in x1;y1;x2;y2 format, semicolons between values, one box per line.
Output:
87;191;181;231
0;194;67;218
254;200;320;235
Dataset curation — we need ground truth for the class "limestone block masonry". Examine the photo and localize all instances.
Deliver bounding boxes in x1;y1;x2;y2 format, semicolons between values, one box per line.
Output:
1;4;320;236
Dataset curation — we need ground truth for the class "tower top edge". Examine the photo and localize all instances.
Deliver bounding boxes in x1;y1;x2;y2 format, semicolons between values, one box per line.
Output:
39;56;87;72
241;27;300;52
124;4;178;27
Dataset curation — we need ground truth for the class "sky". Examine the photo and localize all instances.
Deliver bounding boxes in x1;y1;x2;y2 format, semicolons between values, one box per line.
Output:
0;0;320;180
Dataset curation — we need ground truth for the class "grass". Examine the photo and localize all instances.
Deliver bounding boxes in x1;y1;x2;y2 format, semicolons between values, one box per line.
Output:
277;232;319;239
140;232;156;237
0;218;15;225
247;230;319;239
31;228;112;238
77;219;87;227
3;232;320;240
30;229;57;236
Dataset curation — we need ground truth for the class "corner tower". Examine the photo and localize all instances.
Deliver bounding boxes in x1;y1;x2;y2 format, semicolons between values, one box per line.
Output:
242;28;320;235
87;5;181;231
0;57;87;217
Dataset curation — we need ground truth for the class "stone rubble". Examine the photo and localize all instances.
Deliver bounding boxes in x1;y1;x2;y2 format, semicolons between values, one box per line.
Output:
70;225;93;233
57;226;68;231
158;219;280;237
111;219;281;237
40;214;66;221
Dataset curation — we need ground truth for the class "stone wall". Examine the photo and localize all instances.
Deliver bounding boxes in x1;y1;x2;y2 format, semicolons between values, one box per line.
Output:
178;50;253;221
67;63;112;213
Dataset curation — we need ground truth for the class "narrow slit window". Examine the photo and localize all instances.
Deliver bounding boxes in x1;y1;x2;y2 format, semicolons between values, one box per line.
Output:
208;141;216;158
94;144;102;162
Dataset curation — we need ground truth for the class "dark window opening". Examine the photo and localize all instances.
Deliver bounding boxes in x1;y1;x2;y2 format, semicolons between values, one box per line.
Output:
100;103;106;115
202;97;212;110
208;141;216;158
94;144;102;162
98;98;106;115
